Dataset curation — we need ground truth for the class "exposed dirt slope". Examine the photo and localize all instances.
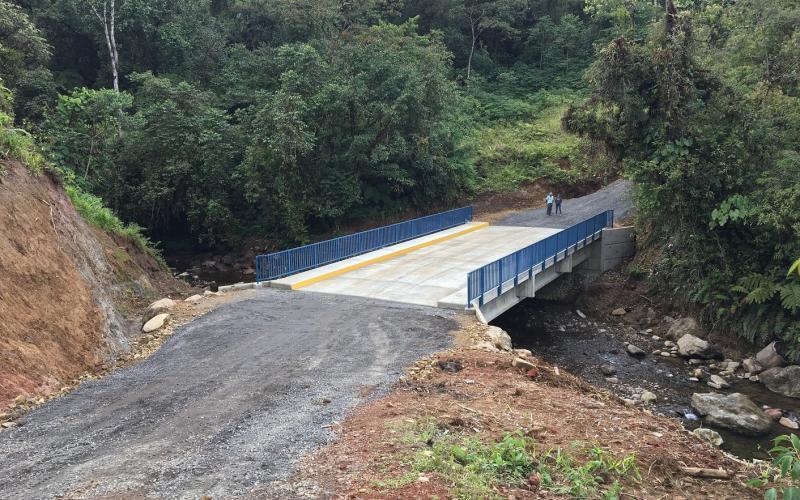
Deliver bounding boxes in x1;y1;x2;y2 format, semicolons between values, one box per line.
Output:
0;160;185;408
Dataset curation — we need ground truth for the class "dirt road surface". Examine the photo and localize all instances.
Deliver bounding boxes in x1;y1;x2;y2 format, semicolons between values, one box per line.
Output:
498;179;633;228
0;290;456;499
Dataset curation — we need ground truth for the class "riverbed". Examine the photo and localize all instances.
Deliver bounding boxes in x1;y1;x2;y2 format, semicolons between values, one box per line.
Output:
493;299;800;460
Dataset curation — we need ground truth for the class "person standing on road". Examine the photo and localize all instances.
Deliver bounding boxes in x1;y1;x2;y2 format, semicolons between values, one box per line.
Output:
546;192;554;216
555;193;562;214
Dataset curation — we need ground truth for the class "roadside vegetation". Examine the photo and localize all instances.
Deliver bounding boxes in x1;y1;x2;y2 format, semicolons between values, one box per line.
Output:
391;418;641;499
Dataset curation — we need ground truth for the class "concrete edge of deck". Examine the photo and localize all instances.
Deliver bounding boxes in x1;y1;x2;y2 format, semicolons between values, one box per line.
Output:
270;221;490;290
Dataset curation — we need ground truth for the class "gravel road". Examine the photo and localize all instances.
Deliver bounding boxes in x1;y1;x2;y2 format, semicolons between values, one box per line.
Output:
0;290;456;499
498;179;633;228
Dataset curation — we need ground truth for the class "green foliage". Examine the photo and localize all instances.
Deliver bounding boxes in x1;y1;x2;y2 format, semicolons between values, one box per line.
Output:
567;1;800;358
0;82;45;173
398;420;638;499
748;434;800;500
0;1;55;124
535;443;640;499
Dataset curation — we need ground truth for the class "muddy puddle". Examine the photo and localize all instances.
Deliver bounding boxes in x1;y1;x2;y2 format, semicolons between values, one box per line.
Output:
493;299;800;460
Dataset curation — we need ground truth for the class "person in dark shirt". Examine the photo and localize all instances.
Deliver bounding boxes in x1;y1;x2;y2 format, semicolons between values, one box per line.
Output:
555;193;562;214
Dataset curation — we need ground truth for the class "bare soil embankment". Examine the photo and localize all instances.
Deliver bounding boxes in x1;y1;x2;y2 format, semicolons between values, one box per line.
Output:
0;160;186;409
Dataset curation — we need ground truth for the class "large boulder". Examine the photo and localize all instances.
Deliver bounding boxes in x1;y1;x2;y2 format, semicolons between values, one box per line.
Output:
677;334;709;357
759;366;800;398
691;392;773;436
755;342;787;369
143;298;176;324
667;317;703;340
485;326;513;352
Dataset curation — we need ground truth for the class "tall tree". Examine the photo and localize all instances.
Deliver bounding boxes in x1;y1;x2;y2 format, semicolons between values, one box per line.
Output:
86;0;119;91
452;0;524;81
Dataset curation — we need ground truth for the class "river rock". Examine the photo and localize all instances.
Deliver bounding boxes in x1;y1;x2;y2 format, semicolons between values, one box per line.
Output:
707;374;730;389
599;364;617;376
611;307;627;316
185;294;204;303
667;317;703;340
640;391;657;404
759;366;800;398
691;392;773;436
677;334;710;357
692;368;704;378
626;344;646;358
514;349;533;359
765;408;783;421
756;342;787;369
143;298;176;323
142;313;170;333
485;326;513;352
742;357;764;375
779;417;799;430
693;427;724;447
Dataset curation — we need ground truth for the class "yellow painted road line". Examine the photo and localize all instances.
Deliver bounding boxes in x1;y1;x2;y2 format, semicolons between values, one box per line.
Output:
291;222;490;290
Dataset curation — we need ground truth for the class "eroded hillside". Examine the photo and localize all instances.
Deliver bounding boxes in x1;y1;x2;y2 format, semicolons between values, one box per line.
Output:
0;160;185;408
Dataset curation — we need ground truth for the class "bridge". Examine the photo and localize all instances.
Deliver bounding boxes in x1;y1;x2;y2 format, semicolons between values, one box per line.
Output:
256;206;634;323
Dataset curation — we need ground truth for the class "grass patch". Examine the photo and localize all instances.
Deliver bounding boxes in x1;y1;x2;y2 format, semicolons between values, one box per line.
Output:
64;184;166;266
0;111;46;175
389;419;640;499
466;89;599;194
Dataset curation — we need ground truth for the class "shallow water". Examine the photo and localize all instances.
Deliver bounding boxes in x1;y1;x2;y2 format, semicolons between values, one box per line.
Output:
493;299;800;460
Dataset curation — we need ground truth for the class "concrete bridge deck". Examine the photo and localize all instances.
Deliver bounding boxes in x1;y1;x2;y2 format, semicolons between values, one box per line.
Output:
272;223;560;309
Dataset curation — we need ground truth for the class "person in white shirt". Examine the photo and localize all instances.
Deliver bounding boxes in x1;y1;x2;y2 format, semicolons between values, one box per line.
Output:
546;192;554;216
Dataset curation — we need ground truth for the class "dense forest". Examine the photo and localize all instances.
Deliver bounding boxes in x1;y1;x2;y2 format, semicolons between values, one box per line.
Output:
1;0;798;355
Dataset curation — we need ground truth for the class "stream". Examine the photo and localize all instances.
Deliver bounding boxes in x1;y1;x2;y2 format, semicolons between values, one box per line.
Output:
492;299;800;460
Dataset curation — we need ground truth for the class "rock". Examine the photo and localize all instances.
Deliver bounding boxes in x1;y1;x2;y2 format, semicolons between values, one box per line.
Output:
651;335;661;341
688;359;705;365
646;307;657;322
485;326;513;352
605;377;619;384
626;344;646;358
177;271;190;278
512;358;536;371
660;352;671;358
749;375;760;382
688;377;700;382
185;294;204;303
691;393;773;436
764;408;783;421
475;341;500;353
760;366;800;398
513;349;533;359
142;313;170;333
756;342;787;369
707;374;730;389
677;334;710;357
611;308;627;316
664;340;676;347
622;398;636;406
742;358;764;375
692;368;704;378
779;417;799;430
724;361;741;372
575;310;586;319
599;364;617;376
693;427;724;447
1;422;16;429
143;298;176;323
663;315;675;323
640;391;657;404
667;317;703;340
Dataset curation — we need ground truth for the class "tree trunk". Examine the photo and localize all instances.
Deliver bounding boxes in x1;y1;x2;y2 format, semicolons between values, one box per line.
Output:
467;21;477;82
90;1;119;92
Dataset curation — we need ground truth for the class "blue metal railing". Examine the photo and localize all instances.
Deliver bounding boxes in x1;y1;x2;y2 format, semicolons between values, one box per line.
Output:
256;206;474;282
466;210;614;307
